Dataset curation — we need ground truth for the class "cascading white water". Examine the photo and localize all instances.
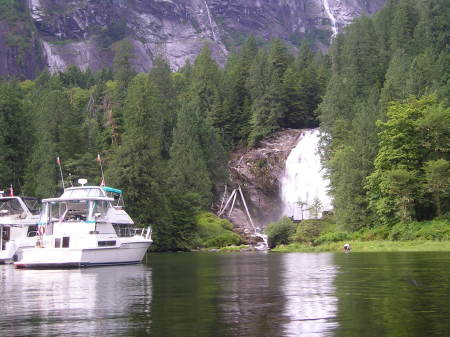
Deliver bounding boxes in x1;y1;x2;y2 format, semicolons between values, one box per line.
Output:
202;0;217;41
42;41;66;73
323;0;338;41
281;129;332;220
201;0;227;56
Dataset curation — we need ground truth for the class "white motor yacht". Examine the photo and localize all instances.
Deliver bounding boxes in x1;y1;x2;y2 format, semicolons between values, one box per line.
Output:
0;194;40;264
14;182;152;268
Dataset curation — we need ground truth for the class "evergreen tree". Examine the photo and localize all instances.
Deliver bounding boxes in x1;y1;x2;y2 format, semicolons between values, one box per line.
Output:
24;87;71;197
423;159;450;217
149;57;177;159
108;73;171;246
0;81;28;190
166;99;212;249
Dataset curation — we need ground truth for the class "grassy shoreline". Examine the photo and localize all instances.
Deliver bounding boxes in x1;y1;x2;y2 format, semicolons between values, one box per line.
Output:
271;240;450;252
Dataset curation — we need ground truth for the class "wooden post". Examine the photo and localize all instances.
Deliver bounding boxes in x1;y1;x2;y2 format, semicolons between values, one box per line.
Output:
228;191;237;217
218;185;227;215
238;186;256;232
218;189;236;217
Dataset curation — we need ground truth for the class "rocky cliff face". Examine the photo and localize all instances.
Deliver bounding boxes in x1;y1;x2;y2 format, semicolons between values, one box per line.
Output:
222;129;302;236
0;0;384;78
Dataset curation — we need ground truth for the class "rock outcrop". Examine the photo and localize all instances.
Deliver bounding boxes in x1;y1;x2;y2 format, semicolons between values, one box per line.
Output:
0;0;384;78
221;129;302;236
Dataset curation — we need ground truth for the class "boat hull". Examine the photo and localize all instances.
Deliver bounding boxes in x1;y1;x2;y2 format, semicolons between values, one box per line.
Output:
14;241;151;269
0;239;37;264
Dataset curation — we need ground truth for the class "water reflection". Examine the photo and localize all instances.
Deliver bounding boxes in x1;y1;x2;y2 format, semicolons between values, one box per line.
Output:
0;264;152;337
218;253;284;337
281;253;338;337
2;252;450;337
333;252;450;337
216;253;339;337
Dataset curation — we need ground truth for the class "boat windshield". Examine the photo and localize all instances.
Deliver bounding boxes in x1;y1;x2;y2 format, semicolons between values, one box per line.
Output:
61;188;104;199
40;200;109;223
22;197;41;215
0;198;24;216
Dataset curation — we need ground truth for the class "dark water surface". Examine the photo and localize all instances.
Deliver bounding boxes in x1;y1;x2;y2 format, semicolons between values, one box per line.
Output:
1;252;450;337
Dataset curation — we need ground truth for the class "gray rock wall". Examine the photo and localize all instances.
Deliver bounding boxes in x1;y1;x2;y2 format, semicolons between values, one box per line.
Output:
1;0;385;77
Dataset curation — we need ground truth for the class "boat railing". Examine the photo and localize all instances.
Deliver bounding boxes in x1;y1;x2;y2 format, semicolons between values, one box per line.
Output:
133;226;152;240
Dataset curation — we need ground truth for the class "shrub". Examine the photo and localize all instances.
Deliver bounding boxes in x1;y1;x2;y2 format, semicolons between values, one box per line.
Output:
195;212;241;248
292;219;323;243
353;225;390;241
414;219;450;241
314;231;352;245
205;232;242;248
388;222;423;241
265;217;296;248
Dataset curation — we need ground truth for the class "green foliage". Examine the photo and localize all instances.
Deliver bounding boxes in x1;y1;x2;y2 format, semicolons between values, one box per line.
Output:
423;159;450;216
314;231;352;245
366;96;447;224
352;217;450;242
389;218;450;241
292;219;323;243
195;212;241;248
320;0;450;230
265;217;296;248
353;226;391;241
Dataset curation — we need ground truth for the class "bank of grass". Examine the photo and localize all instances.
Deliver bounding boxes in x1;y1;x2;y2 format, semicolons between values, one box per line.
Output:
272;240;450;252
267;215;450;252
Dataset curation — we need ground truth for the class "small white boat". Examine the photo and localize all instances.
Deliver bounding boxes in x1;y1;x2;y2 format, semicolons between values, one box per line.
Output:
14;182;152;269
0;195;41;264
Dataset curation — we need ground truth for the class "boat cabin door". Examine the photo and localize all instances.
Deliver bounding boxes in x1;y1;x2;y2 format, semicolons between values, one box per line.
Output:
0;225;10;251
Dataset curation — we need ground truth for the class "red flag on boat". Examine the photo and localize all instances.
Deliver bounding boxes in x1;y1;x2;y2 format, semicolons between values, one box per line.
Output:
100;178;105;187
9;184;13;197
56;156;61;165
96;153;101;163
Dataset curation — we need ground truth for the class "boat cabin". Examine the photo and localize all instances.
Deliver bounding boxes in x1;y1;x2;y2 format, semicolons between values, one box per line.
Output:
0;196;40;261
39;186;135;238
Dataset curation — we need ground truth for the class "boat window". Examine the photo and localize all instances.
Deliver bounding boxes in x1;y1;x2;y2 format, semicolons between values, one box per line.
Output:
112;224;135;237
55;238;61;248
89;200;108;222
62;237;70;248
56;200;89;222
27;225;38;237
98;240;116;247
22;198;41;215
0;198;24;216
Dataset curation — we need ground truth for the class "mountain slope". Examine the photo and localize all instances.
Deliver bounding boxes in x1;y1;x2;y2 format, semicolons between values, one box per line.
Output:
1;0;384;78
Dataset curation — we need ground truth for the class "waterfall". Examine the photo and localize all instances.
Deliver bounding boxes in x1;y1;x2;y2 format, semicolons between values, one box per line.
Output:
201;0;227;56
281;129;332;220
42;41;66;73
323;0;338;41
202;0;217;42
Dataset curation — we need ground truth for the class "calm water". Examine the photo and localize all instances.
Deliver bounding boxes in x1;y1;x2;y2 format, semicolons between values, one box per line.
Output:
1;252;450;337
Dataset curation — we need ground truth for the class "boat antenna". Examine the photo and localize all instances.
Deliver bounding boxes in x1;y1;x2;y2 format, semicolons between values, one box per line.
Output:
56;156;65;189
96;153;106;186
